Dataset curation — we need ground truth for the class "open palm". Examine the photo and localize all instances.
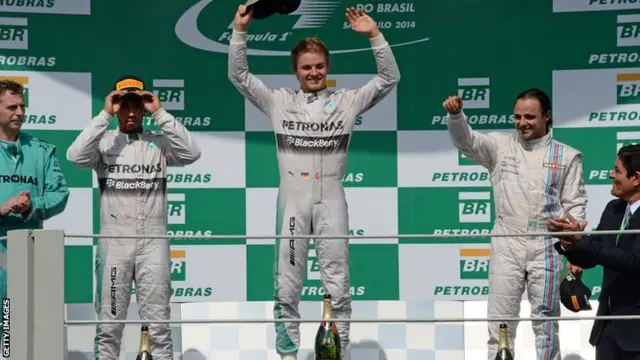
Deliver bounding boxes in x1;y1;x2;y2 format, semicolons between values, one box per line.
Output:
346;8;376;35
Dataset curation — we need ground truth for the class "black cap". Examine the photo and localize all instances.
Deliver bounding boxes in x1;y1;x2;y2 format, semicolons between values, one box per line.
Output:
246;0;301;20
560;272;592;313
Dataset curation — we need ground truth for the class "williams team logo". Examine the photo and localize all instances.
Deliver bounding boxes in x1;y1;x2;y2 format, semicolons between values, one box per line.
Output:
175;0;429;55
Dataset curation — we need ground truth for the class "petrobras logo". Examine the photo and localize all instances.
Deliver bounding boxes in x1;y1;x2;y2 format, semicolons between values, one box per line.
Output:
171;249;187;281
458;248;489;280
458;191;491;224
429;148;490;186
457;77;490;109
553;68;640;126
131;248;214;299
431;189;493;237
166;191;214;238
153;79;184;111
554;0;640;13
175;0;429;56
0;21;55;69
588;13;640;66
431;76;514;128
616;72;640;105
0;17;27;50
618;14;640;47
168;193;186;225
0;71;89;129
144;78;212;129
0;0;90;15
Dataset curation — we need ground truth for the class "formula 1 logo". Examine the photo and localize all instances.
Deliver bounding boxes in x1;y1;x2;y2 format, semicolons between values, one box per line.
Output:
175;0;430;55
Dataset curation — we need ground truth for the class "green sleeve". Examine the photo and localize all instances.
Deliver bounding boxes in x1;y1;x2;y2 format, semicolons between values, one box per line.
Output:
23;145;70;222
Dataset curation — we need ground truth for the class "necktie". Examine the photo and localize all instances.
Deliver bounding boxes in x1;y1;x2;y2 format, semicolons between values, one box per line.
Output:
616;206;632;245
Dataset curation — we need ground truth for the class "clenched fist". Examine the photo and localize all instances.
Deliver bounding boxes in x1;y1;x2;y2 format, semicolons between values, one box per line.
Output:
443;95;463;115
234;4;253;32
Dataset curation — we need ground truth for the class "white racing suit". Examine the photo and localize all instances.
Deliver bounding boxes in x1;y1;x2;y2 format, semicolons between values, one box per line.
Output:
228;29;400;358
446;112;587;360
66;108;201;360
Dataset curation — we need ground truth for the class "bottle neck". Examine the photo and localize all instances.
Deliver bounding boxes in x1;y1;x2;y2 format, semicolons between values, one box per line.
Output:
322;299;333;320
139;330;151;352
498;328;509;349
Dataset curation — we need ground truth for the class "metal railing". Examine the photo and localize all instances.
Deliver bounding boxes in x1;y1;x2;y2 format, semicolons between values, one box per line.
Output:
4;227;637;359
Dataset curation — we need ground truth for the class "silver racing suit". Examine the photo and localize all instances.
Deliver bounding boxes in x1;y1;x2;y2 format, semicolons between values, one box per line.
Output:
66;108;201;360
228;29;400;358
446;111;587;360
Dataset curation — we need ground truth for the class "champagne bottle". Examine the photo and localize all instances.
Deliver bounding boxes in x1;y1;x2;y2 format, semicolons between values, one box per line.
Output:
495;323;514;360
314;294;342;360
136;324;153;360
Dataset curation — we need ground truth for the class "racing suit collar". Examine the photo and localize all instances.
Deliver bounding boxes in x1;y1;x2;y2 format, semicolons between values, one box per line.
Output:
519;131;552;151
0;135;22;158
115;127;144;142
297;88;330;104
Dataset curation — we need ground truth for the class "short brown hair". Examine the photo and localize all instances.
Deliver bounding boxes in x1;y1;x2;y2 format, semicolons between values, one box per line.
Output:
290;37;330;71
0;79;24;97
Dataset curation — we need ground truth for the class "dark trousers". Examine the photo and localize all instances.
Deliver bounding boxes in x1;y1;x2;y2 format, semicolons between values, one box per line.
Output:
596;321;640;360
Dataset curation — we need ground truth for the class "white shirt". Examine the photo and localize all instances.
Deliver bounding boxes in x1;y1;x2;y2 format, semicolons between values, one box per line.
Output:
628;198;640;217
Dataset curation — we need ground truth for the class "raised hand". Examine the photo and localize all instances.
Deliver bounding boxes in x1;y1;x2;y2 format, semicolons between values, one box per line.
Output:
104;90;124;116
138;91;162;114
547;213;588;249
345;7;380;38
235;4;253;32
443;95;463;115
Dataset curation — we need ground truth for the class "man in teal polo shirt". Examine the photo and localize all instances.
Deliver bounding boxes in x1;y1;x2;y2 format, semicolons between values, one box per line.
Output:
0;79;70;300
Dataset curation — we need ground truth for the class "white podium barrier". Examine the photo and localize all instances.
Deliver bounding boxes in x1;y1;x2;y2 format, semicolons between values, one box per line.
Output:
61;301;602;359
5;229;604;360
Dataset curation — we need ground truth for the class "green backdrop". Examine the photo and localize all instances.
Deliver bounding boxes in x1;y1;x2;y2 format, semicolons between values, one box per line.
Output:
1;0;637;304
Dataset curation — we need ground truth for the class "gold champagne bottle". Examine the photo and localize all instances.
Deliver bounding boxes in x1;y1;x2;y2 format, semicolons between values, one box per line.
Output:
495;323;514;360
314;294;342;360
136;324;153;360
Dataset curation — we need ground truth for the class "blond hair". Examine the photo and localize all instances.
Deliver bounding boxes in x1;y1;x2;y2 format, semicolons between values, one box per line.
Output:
290;37;330;71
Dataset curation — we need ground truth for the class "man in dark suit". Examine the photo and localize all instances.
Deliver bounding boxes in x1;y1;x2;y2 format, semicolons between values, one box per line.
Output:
548;144;640;360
